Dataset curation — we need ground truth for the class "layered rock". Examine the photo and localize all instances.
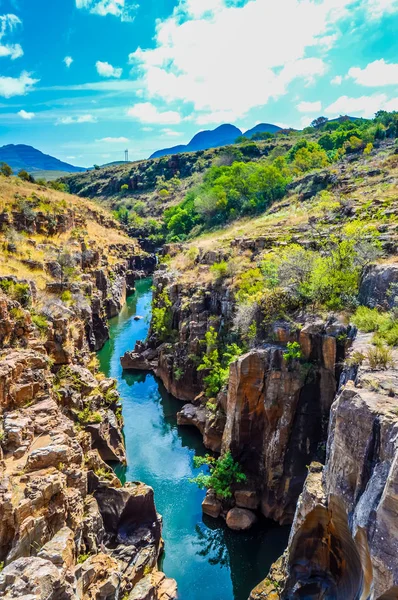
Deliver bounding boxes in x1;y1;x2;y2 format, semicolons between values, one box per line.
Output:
252;335;398;599
0;289;175;599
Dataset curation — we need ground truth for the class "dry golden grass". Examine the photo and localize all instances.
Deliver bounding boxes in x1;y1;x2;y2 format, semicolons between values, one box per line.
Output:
0;175;138;288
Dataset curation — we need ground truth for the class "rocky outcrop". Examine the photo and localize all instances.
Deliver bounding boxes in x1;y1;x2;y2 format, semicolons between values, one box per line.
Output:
252;335;398;600
0;288;176;599
359;261;398;309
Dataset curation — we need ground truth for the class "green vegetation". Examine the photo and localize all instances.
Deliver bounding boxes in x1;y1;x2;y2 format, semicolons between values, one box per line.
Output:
0;279;31;307
31;312;49;333
77;553;91;564
0;162;12;177
352;306;398;346
77;405;102;425
165;161;289;239
366;343;394;370
190;451;246;499
198;327;242;396
152;288;173;342
283;342;303;362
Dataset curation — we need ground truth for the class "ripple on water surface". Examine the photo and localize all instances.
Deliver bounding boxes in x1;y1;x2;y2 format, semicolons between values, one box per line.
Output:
97;278;290;600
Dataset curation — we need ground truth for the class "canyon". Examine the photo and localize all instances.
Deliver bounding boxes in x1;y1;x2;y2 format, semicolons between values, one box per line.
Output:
1;117;398;600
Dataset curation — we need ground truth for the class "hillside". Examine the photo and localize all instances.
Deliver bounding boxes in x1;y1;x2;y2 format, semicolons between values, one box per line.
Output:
0;144;86;174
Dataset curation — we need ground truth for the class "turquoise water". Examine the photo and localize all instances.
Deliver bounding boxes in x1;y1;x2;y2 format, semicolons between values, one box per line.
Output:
97;278;290;600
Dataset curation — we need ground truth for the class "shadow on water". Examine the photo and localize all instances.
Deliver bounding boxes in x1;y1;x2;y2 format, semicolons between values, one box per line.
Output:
98;278;290;600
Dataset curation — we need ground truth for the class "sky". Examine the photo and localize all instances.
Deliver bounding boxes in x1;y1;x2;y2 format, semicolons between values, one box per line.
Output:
0;0;397;167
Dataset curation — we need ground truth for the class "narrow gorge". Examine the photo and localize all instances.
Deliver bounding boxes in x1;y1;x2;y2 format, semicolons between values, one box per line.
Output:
1;112;398;600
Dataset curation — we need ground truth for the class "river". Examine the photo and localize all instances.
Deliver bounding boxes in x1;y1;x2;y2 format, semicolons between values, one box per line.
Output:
97;278;290;600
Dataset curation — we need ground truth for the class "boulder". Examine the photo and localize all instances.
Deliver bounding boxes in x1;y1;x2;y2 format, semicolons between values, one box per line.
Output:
38;526;75;570
202;490;222;519
359;262;398;309
226;508;257;531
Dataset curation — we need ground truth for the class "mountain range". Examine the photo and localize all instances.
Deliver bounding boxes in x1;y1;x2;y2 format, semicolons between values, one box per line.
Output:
0;144;86;174
149;123;282;159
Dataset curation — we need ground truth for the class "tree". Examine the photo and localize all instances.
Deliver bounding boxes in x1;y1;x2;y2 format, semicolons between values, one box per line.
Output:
310;116;328;129
190;451;247;499
0;162;12;177
18;169;35;183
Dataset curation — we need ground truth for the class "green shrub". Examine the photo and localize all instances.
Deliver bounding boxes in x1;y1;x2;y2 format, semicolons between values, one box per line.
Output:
210;261;228;282
0;162;12;177
352;306;398;346
283;341;303;362
61;290;72;303
0;280;31;307
198;327;242;396
190;451;246;499
77;406;102;425
366;344;394;370
31;313;49;333
152;289;173;342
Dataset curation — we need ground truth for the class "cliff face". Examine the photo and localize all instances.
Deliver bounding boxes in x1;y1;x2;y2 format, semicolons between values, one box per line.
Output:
121;270;350;526
0;177;174;599
251;332;398;600
0;277;176;600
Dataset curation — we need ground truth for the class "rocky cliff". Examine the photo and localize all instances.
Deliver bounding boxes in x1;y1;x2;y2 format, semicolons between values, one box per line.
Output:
251;266;398;600
0;177;174;599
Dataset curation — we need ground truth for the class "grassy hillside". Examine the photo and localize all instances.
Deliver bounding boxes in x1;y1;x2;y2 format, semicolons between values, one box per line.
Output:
0;175;139;294
62;112;398;252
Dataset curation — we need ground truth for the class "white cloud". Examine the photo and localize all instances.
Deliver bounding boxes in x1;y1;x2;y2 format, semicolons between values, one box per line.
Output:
96;60;122;78
297;100;322;113
141;126;153;132
97;136;129;142
300;116;313;128
75;0;138;21
331;75;342;85
348;59;398;86
128;0;388;121
0;72;39;98
64;56;73;68
161;128;182;136
0;14;23;59
324;93;398;118
57;114;97;125
0;43;23;59
18;109;35;120
127;102;182;124
196;110;241;125
366;0;398;18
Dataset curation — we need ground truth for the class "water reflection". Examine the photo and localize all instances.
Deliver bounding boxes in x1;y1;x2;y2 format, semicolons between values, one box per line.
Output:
97;279;290;600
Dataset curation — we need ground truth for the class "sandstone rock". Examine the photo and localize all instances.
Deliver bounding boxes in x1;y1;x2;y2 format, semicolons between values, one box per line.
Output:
234;490;260;510
226;507;257;531
202;490;222;519
38;526;75;570
177;403;206;434
0;557;76;599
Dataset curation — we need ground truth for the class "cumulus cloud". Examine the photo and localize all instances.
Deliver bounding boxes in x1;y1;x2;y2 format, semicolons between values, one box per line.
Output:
64;56;73;68
348;59;398;86
56;114;97;125
127;102;182;124
324;93;398;118
97;136;129;142
0;13;23;59
128;0;390;121
18;109;35;120
96;60;122;78
0;71;39;98
297;100;322;113
76;0;138;21
161;128;183;136
331;75;343;85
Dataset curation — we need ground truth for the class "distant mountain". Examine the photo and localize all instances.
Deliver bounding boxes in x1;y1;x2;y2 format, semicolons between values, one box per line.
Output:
150;124;242;159
243;123;282;138
0;144;86;174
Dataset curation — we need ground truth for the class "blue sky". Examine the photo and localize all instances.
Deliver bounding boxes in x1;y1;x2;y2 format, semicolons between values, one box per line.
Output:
0;0;397;167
